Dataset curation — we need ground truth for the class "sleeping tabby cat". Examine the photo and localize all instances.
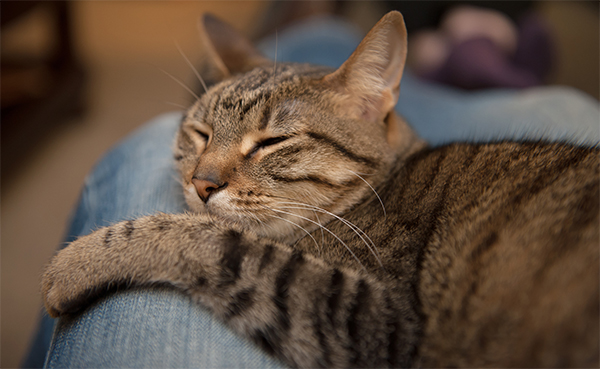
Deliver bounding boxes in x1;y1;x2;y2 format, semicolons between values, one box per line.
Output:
42;11;598;367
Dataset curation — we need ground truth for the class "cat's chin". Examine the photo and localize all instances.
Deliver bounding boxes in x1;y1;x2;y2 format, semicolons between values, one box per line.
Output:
252;220;312;244
217;212;304;243
185;205;310;244
183;187;319;243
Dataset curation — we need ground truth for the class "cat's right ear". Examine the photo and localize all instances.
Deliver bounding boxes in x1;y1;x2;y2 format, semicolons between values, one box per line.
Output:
199;14;270;87
323;11;408;125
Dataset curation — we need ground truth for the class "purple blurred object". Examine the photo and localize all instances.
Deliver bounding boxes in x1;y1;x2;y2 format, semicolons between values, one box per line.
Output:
428;38;540;89
424;12;554;90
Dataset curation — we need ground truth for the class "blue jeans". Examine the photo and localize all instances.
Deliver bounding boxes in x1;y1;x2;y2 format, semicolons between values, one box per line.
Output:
24;16;599;368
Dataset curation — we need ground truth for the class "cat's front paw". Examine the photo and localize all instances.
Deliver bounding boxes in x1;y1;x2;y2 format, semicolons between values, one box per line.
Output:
42;259;82;317
42;262;76;318
41;231;113;318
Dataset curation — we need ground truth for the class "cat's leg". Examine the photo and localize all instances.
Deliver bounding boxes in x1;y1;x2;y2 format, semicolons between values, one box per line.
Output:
34;112;285;368
43;212;418;368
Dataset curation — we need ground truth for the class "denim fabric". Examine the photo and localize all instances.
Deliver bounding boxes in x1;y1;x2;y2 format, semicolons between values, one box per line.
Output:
23;15;599;369
47;285;284;368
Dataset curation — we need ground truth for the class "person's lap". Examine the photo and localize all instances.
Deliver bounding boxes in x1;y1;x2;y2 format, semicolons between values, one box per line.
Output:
24;15;599;368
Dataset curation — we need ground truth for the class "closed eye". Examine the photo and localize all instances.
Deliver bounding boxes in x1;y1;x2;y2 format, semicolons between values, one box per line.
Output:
193;129;210;141
248;135;291;157
258;135;290;148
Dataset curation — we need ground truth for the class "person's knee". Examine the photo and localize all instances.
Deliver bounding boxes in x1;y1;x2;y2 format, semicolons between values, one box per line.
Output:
78;111;186;225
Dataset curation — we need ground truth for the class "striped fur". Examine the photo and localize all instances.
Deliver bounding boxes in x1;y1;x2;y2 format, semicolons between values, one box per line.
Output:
43;12;599;367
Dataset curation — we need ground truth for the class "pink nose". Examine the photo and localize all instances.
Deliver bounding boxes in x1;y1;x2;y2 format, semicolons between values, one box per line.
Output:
192;178;224;203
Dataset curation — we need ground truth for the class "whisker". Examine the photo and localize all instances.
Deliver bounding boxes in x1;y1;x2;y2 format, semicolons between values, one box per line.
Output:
164;101;189;110
245;210;273;236
269;30;278;111
263;212;321;255
174;40;208;94
170;174;184;187
268;195;380;255
348;170;387;220
267;194;383;264
351;171;376;176
151;63;202;102
266;206;367;272
277;202;383;268
245;210;262;225
273;31;278;87
313;211;325;257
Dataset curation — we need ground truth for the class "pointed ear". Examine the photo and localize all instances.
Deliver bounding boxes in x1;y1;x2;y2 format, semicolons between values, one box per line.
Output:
323;11;407;124
198;13;270;86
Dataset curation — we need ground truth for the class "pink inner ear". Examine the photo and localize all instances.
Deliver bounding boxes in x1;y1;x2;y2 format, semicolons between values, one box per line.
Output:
359;85;398;123
359;96;384;123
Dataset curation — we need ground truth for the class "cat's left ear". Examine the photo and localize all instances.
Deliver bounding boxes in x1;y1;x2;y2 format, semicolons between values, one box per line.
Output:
199;13;271;86
323;11;407;124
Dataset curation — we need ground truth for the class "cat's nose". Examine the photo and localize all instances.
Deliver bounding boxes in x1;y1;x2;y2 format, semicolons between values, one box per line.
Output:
192;178;228;203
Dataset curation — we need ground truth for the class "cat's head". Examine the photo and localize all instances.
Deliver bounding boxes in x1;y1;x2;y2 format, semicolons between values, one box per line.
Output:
175;11;422;242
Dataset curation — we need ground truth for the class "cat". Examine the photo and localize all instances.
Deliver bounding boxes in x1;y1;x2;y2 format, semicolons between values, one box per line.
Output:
42;11;599;368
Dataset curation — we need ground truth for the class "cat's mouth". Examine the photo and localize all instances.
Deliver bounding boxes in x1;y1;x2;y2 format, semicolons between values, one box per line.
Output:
183;182;323;241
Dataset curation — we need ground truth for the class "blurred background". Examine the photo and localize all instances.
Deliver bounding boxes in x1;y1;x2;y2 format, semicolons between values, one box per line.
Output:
1;1;598;367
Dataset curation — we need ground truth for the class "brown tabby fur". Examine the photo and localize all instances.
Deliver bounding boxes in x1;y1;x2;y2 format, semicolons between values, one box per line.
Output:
42;12;599;367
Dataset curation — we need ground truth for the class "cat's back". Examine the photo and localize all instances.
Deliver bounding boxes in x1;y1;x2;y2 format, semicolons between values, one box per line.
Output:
405;142;599;367
304;141;598;367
